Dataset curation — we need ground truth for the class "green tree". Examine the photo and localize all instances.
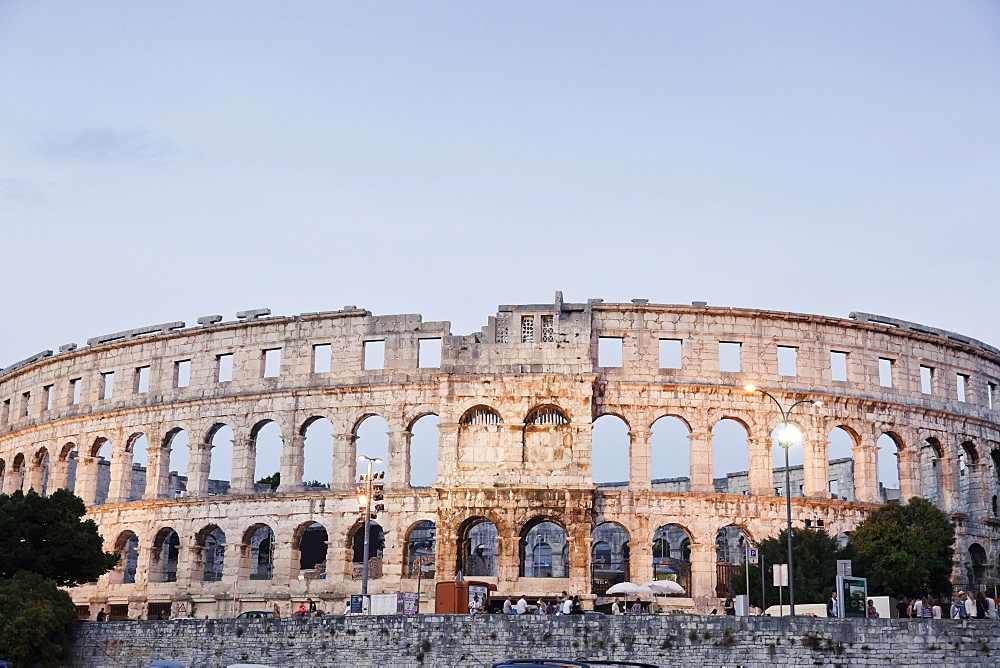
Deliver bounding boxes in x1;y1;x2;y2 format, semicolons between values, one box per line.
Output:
849;496;955;597
0;571;78;667
732;528;845;609
0;489;118;586
257;471;280;489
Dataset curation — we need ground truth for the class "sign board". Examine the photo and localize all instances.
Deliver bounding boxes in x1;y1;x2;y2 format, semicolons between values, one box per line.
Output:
350;594;367;614
837;575;868;619
176;603;187;615
772;564;788;587
837;560;852;577
747;548;759;565
468;585;488;613
397;592;420;615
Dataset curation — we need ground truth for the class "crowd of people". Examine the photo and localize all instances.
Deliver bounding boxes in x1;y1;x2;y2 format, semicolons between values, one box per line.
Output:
895;592;999;620
496;592;581;615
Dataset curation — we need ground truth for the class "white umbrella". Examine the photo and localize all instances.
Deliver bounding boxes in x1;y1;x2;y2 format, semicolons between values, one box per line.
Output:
642;580;686;595
606;582;653;596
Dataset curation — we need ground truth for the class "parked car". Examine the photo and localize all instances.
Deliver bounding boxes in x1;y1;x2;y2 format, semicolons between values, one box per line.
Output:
236;611;275;619
492;661;658;668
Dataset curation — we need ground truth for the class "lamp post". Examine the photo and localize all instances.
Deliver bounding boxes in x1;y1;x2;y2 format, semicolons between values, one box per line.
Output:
357;454;383;599
743;385;823;617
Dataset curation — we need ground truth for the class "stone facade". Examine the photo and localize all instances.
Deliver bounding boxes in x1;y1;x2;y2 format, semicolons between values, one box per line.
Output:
1;295;999;617
67;615;998;667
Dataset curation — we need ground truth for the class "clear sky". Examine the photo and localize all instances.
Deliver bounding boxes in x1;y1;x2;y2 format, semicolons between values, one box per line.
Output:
2;2;998;486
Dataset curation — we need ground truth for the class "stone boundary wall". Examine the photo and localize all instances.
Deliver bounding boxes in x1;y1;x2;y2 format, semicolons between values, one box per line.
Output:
69;614;997;668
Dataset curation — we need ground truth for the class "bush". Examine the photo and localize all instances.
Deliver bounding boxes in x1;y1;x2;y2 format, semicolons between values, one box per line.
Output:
0;571;77;667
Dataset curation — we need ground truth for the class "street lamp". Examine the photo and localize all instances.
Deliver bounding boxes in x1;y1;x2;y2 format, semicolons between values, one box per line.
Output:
743;385;824;616
357;454;383;599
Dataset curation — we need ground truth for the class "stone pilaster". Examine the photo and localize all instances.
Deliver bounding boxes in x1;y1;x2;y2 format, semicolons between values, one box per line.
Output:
332;433;358;491
802;437;829;498
144;445;170;500
747;436;772;496
852;442;880;502
898;448;920;502
277;434;305;493
185;442;212;497
688;542;716;607
230;438;256;495
628;428;652;491
48;459;70;492
107;448;135;503
688;431;714;493
386;429;411;490
75;456;99;505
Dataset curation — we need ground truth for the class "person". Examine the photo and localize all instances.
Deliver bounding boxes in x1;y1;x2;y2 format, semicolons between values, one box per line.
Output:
294;603;308;617
921;600;932;619
931;599;942;619
866;600;878;618
966;591;978;619
307;597;316;615
896;596;910;619
560;595;573;615
342;600;351;616
571;596;582;615
951;593;967;619
631;600;642;615
515;595;528;615
724;597;735;616
988;596;998;620
469;593;482;615
503;596;514;614
157;611;165;621
976;592;989;619
535;599;546;615
909;596;923;618
827;592;838;618
611;598;621;616
96;608;106;622
273;602;281;618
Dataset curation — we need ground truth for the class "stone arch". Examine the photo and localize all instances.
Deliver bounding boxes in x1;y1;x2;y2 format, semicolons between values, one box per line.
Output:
525;405;570;425
919;436;944;506
29;446;50;496
293;521;329;576
353;414;389;482
403;520;436;579
651;415;691;490
457;516;499;578
457;409;504;473
151;527;180;583
592;414;630;485
91;438;113;504
196;524;226;581
250;420;282;490
348;519;385;579
827;426;858;501
460;406;503;425
715;524;752;597
300;416;334;489
970;542;989;587
124;433;149;501
591;521;630;594
712;418;750;484
519;517;569;578
409;413;440;488
523;406;572;470
652;523;692;593
877;431;905;502
207;423;235;491
242;523;276;580
113;530;139;584
959;441;980;511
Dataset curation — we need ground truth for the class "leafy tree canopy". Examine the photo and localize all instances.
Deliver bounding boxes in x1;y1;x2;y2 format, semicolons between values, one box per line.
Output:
848;496;955;597
0;570;78;667
257;472;280;488
0;489;118;586
732;527;845;608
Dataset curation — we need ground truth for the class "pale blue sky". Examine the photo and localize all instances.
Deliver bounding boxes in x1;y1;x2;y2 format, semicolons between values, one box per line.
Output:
2;2;998;486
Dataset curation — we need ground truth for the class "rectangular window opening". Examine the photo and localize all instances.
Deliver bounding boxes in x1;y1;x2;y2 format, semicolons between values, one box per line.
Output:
21;391;30;416
69;378;81;405
878;358;894;388
135;366;150;394
363;340;385;371
262;348;281;378
217;354;234;382
659;339;682;370
521;316;535;343
719;342;742;373
598;337;624;368
42;385;53;411
540;315;555;343
829;480;840;496
830;351;848;382
418;338;442;368
957;373;969;403
989;382;997;410
99;372;114;400
1;399;9;423
777;346;798;377
920;365;934;394
312;344;332;373
174;360;191;388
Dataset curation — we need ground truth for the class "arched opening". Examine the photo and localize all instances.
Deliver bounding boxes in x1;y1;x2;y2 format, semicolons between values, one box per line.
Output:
715;524;751;597
30;448;50;496
59;442;77;493
251;421;282;491
404;521;436;579
354;415;389;481
115;531;139;584
409;414;440;487
653;524;691;594
126;434;148;501
460;406;502;426
92;438;113;504
243;524;275;580
959;441;979;511
920;437;944;506
877;433;903;502
590;522;630;594
296;522;329;577
350;521;385;580
163;429;190;498
207;424;234;493
197;525;226;581
519;519;568;578
771;421;805;498
651;415;690;491
0;459;5;492
10;454;25;493
152;528;179;582
523;406;572;469
970;543;988;587
591;415;630;486
525;405;569;426
457;518;498;577
301;418;333;489
712;419;750;490
827;427;857;501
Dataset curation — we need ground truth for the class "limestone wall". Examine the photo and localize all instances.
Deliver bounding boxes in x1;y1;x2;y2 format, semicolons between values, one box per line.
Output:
67;615;998;668
1;296;999;615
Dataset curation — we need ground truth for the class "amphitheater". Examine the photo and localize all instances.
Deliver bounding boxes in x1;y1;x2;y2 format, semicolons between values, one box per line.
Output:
1;293;998;619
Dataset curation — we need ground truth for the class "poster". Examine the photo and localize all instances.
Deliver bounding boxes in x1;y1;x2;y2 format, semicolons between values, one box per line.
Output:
398;592;420;615
468;585;488;612
837;575;868;618
350;594;366;614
